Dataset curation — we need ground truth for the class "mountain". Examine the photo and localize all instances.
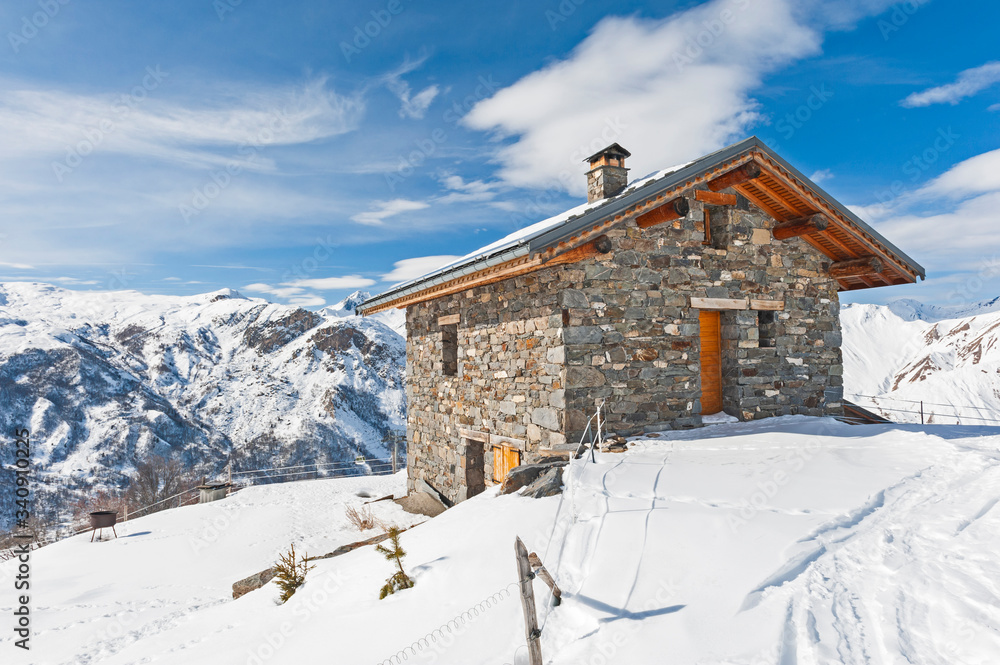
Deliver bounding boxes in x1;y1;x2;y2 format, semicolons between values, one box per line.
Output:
0;283;406;530
321;290;405;335
842;298;1000;425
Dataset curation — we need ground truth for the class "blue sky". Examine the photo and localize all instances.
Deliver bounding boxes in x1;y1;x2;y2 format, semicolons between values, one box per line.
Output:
0;0;998;309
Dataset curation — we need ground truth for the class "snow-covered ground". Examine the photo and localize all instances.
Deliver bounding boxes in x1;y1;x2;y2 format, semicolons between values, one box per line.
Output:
3;418;1000;664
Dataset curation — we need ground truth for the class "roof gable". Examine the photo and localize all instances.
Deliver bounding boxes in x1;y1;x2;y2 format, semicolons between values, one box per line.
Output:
359;137;924;315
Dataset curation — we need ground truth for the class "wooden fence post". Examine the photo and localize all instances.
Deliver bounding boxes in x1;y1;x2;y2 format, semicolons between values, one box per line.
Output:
515;536;543;665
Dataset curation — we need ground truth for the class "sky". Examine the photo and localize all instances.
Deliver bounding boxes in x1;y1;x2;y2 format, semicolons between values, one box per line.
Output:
0;0;998;310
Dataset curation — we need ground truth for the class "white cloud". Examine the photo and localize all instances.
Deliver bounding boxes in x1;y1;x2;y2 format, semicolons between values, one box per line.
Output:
434;175;500;204
859;147;1000;276
0;260;33;269
0;77;364;170
809;169;834;184
901;61;1000;108
990;103;1000;113
463;0;824;194
49;276;99;285
243;282;307;299
284;276;376;290
288;294;327;307
243;274;375;309
351;199;430;225
381;58;440;119
381;255;461;284
918;147;1000;198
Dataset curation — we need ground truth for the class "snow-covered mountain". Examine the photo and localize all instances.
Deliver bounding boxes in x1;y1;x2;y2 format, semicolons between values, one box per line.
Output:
842;298;1000;425
320;290;405;335
0;283;405;529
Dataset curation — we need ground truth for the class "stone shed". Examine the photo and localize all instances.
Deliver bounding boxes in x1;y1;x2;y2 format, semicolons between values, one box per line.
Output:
358;137;924;505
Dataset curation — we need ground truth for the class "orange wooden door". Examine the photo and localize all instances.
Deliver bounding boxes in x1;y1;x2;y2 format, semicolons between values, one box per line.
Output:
492;446;520;483
699;310;723;414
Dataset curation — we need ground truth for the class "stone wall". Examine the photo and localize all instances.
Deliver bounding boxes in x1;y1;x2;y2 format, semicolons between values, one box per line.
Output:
404;187;844;501
405;274;568;504
560;193;843;440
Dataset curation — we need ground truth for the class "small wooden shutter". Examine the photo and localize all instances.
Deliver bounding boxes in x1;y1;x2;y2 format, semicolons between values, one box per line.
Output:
699;310;723;414
492;445;520;483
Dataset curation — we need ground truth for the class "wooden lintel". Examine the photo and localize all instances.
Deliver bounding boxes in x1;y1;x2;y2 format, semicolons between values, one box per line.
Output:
438;314;460;326
694;190;737;206
750;299;785;311
458;428;489;443
635;197;689;229
489;434;526;451
772;213;829;240
829;256;884;278
691;297;748;310
707;162;762;192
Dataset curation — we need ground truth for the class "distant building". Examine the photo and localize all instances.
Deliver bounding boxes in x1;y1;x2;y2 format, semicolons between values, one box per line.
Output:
359;137;924;504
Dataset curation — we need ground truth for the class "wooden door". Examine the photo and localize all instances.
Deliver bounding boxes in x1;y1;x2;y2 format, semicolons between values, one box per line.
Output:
492;445;520;483
699;310;723;415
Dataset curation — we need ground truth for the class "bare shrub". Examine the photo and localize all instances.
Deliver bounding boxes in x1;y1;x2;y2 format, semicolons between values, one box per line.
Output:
124;455;198;516
345;504;383;531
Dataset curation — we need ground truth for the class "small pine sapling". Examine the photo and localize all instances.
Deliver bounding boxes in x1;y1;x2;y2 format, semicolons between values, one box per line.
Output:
273;543;315;603
375;527;414;599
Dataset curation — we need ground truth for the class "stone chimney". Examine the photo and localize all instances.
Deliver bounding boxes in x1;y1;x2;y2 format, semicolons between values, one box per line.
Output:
584;143;630;203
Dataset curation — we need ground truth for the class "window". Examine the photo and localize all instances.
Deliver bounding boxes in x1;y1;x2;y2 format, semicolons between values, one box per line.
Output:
442;324;458;375
758;310;777;348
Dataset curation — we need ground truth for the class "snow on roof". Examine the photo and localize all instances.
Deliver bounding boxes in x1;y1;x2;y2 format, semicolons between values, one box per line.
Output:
381;162;692;296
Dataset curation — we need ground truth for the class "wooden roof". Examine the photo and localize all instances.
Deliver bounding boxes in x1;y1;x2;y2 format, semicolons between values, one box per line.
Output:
358;137;924;315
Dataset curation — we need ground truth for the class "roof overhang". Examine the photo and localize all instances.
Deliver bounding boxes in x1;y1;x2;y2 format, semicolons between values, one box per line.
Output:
358;137;924;315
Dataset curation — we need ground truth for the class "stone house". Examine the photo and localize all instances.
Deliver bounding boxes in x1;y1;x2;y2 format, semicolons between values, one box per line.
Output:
358;137;924;504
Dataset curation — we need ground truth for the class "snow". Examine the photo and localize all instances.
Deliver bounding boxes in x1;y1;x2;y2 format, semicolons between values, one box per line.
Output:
842;298;1000;424
379;162;692;297
0;282;406;525
5;418;1000;664
701;411;740;424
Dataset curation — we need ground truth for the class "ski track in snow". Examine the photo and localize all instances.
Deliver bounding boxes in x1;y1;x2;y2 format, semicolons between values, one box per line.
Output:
5;419;1000;664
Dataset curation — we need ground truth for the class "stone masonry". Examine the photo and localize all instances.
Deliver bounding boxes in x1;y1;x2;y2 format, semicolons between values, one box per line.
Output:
405;188;843;504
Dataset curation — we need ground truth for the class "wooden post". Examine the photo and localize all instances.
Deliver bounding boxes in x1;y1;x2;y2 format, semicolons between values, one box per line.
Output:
920;401;924;425
392;435;399;475
515;537;543;665
227;462;232;485
528;553;562;606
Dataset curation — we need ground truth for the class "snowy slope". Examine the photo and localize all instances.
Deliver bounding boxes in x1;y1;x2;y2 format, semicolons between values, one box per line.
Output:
842;298;1000;424
4;418;999;664
0;283;406;529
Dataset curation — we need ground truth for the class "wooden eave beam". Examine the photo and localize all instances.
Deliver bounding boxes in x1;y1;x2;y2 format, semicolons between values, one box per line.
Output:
829;256;884;278
543;235;612;266
756;154;919;283
772;213;829;240
694;190;737;206
707;161;762;192
635;197;690;229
